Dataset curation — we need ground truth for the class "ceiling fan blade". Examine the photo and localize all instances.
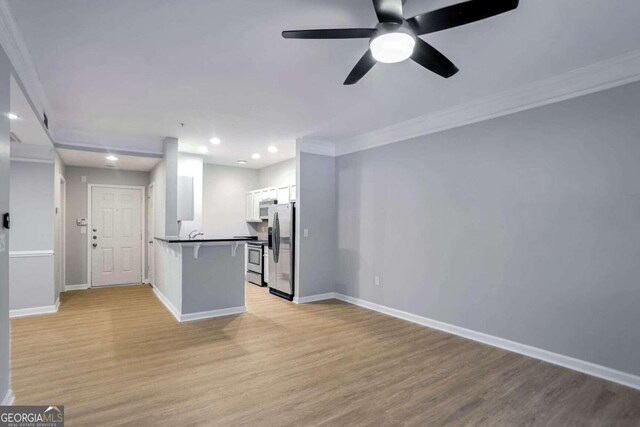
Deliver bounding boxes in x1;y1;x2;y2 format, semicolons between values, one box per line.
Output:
407;0;519;35
344;50;376;85
372;0;404;24
282;28;375;39
411;38;459;78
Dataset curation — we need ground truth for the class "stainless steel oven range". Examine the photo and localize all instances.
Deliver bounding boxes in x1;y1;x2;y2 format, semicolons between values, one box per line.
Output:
246;241;266;287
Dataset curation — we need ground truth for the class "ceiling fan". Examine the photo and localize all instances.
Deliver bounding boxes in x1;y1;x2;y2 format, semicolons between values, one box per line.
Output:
282;0;519;85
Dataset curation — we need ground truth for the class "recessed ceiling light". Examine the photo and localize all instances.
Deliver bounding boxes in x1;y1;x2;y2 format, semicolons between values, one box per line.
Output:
209;137;221;145
198;146;209;154
251;153;261;160
106;155;118;161
237;160;247;165
267;146;278;153
6;113;19;120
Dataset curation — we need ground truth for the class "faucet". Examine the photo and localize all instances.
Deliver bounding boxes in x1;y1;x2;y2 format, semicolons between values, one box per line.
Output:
188;230;204;240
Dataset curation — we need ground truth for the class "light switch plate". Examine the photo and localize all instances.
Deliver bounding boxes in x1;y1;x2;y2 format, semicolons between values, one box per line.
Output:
81;176;87;183
0;233;5;253
80;228;87;235
303;229;309;238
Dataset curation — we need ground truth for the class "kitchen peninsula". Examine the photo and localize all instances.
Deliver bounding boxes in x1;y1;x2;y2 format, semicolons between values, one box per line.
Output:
153;237;254;322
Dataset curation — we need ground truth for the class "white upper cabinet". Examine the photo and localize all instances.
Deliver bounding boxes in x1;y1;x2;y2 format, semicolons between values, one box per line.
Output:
277;186;290;204
252;190;260;220
245;184;296;222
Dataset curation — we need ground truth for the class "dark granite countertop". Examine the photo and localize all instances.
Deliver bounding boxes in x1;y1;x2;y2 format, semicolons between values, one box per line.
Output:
155;237;256;244
247;240;268;246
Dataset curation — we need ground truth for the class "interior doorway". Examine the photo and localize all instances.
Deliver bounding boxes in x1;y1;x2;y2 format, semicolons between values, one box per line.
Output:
147;183;154;285
88;184;145;287
56;175;66;293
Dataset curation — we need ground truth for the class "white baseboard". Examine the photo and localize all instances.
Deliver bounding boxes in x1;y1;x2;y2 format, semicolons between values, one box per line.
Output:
331;293;640;391
180;306;246;323
10;298;60;319
152;286;245;323
1;389;15;406
151;286;181;322
293;293;336;304
64;283;89;292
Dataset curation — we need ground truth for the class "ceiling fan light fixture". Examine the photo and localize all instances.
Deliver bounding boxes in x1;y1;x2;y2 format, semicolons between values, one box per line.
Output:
370;32;415;64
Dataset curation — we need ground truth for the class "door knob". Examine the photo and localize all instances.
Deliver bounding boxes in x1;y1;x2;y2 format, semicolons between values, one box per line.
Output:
92;243;97;248
93;236;97;240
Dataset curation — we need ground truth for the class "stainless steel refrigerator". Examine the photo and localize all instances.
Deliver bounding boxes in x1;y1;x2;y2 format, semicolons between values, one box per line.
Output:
268;202;295;300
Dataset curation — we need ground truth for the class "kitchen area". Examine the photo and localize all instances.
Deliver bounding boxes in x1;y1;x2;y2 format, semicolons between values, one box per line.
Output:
243;181;296;300
152;153;298;322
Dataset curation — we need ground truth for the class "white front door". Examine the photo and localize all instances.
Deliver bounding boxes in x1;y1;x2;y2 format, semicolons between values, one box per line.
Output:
91;186;143;287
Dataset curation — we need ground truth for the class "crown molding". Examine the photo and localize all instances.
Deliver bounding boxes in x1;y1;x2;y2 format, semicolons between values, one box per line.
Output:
0;0;53;124
336;49;640;156
297;138;336;157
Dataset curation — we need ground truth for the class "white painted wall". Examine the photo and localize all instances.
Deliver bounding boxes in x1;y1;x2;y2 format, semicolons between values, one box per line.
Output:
177;154;203;239
151;160;166;239
201;163;258;237
258;158;296;188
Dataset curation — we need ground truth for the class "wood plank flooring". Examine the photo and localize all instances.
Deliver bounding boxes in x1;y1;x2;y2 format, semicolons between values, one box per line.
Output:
11;284;640;426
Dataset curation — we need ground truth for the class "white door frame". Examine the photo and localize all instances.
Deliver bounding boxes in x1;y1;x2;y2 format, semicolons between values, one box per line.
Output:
58;174;66;293
87;184;146;287
147;182;155;286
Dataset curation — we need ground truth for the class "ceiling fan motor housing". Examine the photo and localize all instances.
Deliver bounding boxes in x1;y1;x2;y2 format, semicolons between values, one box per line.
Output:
372;21;415;42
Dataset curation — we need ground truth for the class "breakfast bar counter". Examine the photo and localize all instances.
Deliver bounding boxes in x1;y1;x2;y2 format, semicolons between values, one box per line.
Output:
152;237;252;322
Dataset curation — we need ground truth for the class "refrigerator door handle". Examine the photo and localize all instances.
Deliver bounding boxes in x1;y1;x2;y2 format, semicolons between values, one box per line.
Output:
274;212;280;263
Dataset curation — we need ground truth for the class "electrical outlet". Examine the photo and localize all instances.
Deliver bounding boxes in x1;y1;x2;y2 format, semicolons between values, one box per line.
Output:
374;276;380;286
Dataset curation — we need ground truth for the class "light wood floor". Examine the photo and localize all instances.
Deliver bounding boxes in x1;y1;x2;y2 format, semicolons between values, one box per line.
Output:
11;284;640;426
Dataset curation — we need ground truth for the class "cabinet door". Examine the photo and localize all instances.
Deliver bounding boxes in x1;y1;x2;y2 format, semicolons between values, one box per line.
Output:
277;186;290;204
252;191;260;220
289;185;297;202
268;188;277;199
245;193;253;221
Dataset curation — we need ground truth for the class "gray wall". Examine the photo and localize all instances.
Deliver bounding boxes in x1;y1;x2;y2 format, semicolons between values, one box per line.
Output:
336;81;640;377
297;152;336;297
64;166;150;286
9;160;56;310
0;44;10;404
202;163;258;237
9;161;54;251
181;245;244;313
258;158;296;188
163;137;179;238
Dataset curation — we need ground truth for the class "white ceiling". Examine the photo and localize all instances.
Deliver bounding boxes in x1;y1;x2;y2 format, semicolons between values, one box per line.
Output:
58;148;161;172
7;0;640;166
